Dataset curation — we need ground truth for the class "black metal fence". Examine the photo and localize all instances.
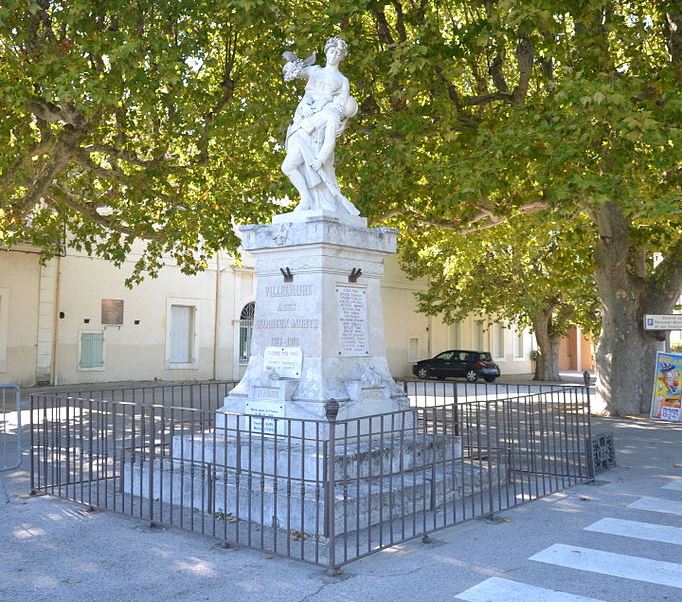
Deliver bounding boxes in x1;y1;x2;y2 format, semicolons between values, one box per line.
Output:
30;383;593;572
29;380;237;417
399;379;573;406
1;384;22;473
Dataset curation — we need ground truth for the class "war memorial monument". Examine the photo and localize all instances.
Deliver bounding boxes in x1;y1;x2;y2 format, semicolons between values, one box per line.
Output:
129;37;467;542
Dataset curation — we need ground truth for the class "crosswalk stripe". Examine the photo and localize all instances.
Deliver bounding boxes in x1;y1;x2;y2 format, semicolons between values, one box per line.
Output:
662;480;682;492
454;576;604;602
530;543;682;589
627;497;682;516
584;517;682;546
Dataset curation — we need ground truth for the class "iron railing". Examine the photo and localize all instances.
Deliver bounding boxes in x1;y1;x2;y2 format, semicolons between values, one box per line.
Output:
398;378;574;406
30;384;593;572
29;380;238;417
1;384;22;472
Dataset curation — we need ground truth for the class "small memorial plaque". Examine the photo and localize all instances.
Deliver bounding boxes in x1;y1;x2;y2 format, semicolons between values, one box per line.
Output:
336;285;369;357
361;387;384;400
263;347;303;378
101;299;124;325
245;401;286;435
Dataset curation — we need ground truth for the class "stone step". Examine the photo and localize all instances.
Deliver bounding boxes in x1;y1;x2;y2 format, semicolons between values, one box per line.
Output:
169;431;463;480
124;456;505;535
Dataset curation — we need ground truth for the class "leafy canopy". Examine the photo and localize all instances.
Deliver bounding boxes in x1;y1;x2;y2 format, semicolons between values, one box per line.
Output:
401;211;601;338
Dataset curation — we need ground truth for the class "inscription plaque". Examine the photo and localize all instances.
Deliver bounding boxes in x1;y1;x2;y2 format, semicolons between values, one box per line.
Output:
245;401;286;435
263;346;303;378
336;285;369;357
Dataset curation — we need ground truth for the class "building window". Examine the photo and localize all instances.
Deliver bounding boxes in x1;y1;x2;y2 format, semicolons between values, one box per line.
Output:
408;337;420;362
514;330;524;359
239;302;255;364
169;304;196;364
79;331;104;370
0;288;8;372
450;322;460;348
493;323;505;359
474;320;485;350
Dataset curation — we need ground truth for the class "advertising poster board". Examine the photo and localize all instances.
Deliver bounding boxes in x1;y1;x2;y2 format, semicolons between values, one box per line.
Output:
650;351;682;422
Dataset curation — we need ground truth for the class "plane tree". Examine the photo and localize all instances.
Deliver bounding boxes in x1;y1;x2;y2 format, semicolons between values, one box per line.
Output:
309;1;681;415
400;212;601;381
0;0;294;283
2;1;680;414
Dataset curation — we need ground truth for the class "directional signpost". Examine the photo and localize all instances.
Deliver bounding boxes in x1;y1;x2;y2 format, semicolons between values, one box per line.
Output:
643;314;682;330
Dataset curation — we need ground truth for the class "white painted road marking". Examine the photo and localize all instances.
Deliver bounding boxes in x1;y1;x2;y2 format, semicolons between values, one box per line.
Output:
584;517;682;546
627;496;682;516
454;576;605;602
530;544;682;589
662;480;682;492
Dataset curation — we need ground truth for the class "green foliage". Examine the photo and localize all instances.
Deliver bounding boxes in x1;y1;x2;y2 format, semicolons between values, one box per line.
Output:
0;0;293;283
400;211;601;338
1;0;680;297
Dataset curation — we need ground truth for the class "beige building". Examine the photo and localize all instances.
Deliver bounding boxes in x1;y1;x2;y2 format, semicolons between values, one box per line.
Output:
0;244;535;387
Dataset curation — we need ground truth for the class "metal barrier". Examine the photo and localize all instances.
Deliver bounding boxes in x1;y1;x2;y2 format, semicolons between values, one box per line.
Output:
30;384;593;571
1;384;22;472
398;378;571;406
30;380;238;417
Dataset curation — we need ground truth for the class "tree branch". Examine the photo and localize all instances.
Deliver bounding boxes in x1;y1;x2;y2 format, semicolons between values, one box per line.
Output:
377;201;549;233
82;144;158;168
373;7;395;46
73;150;135;185
666;11;682;69
511;35;534;105
13;131;79;219
489;41;509;93
390;1;408;42
29;99;86;128
439;32;534;108
651;236;682;308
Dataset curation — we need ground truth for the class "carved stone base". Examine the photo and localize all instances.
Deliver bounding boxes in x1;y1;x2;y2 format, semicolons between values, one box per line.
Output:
221;212;407;438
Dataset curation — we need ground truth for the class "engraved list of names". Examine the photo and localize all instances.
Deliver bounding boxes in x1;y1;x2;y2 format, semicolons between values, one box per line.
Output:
336;285;369;356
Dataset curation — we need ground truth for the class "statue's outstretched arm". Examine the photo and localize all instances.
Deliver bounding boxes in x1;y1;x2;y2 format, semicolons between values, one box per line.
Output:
282;51;316;81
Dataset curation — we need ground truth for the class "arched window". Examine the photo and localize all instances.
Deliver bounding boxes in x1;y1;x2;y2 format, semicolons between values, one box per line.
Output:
239;302;255;364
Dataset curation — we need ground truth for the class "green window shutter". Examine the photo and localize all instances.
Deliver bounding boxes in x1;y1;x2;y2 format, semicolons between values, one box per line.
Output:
80;332;104;368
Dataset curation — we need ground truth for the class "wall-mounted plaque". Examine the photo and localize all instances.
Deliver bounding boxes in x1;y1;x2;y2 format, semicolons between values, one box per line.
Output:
263;346;303;378
101;299;124;325
336;285;369;357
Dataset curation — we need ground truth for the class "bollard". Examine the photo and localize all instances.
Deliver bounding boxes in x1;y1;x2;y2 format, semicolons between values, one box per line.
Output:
324;398;340;576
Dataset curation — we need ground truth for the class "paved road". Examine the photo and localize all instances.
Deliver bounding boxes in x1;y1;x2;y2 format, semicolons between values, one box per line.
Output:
1;415;681;601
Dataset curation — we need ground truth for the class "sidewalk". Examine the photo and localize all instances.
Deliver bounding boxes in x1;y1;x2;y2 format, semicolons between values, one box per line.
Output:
2;409;681;601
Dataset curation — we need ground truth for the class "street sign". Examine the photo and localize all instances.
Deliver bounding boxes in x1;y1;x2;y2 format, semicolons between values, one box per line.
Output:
643;314;682;331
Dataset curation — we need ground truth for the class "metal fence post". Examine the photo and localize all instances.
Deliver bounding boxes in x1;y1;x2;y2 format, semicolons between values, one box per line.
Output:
1;385;23;473
149;404;156;526
30;394;35;494
325;398;339;576
584;384;595;480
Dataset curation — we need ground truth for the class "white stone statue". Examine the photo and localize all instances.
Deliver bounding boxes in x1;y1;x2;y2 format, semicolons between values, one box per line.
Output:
281;37;360;216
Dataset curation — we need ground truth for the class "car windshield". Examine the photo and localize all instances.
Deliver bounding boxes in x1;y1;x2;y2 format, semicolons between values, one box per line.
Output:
478;353;492;361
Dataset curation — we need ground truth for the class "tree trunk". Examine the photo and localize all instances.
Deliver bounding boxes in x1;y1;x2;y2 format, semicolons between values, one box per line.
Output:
532;311;562;381
592;202;675;416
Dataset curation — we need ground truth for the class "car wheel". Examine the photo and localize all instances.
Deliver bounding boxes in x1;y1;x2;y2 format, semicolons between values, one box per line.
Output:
417;367;430;380
483;376;496;383
465;369;478;383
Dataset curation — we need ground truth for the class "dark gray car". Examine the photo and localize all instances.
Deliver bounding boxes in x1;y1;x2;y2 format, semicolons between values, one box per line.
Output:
412;350;501;383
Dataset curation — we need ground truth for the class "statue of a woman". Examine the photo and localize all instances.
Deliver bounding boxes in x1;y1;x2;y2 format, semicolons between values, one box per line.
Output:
281;37;360;216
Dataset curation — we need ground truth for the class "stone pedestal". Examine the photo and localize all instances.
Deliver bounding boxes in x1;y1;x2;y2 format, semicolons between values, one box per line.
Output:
219;210;410;434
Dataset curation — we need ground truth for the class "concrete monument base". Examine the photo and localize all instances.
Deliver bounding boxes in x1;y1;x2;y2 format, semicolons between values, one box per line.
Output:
221;211;410;437
124;430;481;536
